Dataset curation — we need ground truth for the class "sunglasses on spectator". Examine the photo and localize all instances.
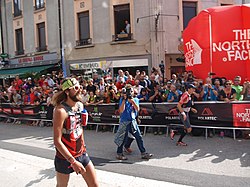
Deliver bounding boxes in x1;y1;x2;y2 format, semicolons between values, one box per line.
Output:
226;83;232;85
234;79;240;81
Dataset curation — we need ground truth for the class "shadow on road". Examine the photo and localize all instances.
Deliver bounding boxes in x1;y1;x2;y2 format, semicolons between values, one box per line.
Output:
1;122;250;168
25;168;55;187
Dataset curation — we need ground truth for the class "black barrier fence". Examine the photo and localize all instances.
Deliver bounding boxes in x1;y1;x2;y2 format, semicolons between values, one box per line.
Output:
0;101;250;128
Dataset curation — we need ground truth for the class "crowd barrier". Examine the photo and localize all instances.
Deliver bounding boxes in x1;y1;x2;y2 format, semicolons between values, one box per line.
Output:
0;101;249;139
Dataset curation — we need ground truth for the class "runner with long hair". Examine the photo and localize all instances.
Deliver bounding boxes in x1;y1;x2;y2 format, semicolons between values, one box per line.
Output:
52;77;99;187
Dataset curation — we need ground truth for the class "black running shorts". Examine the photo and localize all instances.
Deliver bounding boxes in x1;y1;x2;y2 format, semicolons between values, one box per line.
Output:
54;152;90;174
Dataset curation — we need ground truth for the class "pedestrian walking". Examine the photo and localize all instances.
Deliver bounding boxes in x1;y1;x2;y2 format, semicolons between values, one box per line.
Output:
170;84;197;146
114;84;153;160
52;77;99;187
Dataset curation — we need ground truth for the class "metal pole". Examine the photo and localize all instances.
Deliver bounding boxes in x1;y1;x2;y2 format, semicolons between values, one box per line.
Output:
58;0;67;77
0;0;4;54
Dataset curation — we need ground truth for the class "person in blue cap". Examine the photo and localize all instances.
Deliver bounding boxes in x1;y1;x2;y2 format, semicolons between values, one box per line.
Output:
170;84;198;146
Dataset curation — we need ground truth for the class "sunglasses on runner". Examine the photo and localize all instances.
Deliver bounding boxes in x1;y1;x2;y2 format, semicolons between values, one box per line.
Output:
72;85;83;91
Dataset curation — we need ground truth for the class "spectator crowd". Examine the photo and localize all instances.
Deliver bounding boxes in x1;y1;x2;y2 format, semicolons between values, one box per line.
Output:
0;67;250;108
0;67;249;136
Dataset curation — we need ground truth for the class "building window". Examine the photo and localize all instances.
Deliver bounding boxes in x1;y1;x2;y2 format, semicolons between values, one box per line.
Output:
36;22;47;52
171;66;186;77
113;4;132;41
221;4;232;6
15;28;24;55
34;0;45;10
13;0;22;17
76;11;92;46
183;2;197;29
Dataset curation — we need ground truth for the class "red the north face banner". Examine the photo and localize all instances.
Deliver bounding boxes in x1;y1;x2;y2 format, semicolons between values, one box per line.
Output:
232;103;250;127
183;4;250;81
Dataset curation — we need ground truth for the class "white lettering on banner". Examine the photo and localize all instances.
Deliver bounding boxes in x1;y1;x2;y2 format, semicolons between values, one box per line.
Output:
212;29;250;62
233;29;250;40
165;116;180;120
139;116;152;120
112;115;120;119
184;41;194;66
198;116;218;121
185;29;250;67
90;112;102;116
236;108;250;122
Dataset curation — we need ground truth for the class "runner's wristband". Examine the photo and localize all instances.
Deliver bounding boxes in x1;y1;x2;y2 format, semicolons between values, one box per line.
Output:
67;156;75;164
70;159;76;165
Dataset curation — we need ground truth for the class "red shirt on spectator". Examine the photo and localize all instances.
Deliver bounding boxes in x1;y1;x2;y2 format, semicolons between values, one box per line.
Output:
22;94;30;105
29;92;37;104
14;79;23;91
116;81;125;90
38;79;45;87
126;79;135;86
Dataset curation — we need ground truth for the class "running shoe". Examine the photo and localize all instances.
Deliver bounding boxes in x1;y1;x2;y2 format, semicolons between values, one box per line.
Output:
141;153;153;159
176;141;187;146
116;154;128;160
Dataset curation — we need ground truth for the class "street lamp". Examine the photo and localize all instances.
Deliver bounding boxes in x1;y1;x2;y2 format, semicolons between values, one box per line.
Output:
58;0;67;77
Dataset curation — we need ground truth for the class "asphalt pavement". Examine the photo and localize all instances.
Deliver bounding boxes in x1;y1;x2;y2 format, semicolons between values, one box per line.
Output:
0;122;250;187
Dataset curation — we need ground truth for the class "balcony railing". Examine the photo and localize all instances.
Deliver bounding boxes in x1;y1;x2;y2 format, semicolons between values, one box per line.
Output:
15;49;24;56
112;33;133;42
76;38;92;46
34;2;45;11
13;10;22;17
36;45;47;52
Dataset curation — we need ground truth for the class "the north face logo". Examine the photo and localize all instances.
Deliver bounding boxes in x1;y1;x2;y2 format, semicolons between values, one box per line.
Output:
191;39;202;65
185;39;203;67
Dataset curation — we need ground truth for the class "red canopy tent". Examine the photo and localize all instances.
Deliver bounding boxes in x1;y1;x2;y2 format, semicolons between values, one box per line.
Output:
183;4;250;81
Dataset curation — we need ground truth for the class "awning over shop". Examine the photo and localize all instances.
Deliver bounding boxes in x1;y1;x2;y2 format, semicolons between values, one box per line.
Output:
0;65;54;78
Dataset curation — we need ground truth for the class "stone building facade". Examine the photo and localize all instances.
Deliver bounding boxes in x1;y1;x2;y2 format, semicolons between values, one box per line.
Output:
0;0;248;79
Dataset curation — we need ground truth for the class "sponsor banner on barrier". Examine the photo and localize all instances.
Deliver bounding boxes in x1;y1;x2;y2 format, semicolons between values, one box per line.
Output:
191;102;233;127
0;103;52;120
86;104;119;123
232;103;250;127
0;102;249;128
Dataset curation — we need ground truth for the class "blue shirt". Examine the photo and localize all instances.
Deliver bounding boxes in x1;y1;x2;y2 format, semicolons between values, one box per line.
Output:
137;93;149;102
119;97;139;122
203;85;217;101
167;90;182;102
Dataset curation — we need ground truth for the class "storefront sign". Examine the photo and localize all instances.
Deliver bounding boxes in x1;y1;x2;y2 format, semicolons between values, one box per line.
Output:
18;56;44;63
70;62;102;70
10;52;58;65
